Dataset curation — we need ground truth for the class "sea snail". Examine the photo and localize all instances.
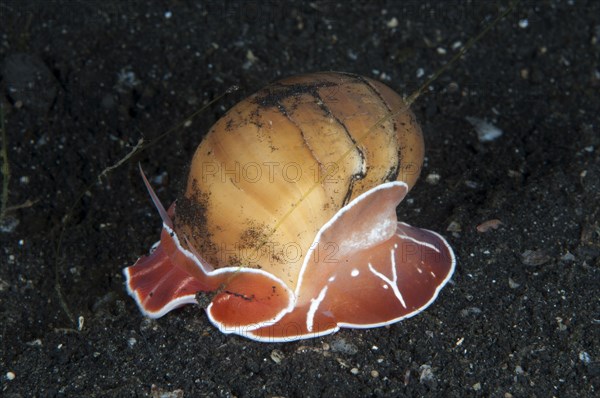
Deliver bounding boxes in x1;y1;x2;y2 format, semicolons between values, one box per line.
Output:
124;71;455;342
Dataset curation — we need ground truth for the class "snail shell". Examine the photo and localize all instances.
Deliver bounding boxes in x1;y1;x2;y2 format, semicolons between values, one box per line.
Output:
124;72;454;342
175;72;424;288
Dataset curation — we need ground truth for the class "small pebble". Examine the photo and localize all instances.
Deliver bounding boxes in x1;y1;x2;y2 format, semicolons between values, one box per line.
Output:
419;364;434;383
561;252;575;262
386;17;398;28
425;172;441;185
0;215;19;233
477;219;503;233
127;337;137;348
447;221;462;232
403;369;411;385
6;371;15;380
26;339;42;347
350;367;359;375
243;50;258;70
370;370;379;378
246;49;258;62
460;307;482;317
447;81;459;93
521;249;551;266
556;317;567;331
466;116;503;142
452;41;463;50
330;338;358;355
508;278;520;289
579;351;591;364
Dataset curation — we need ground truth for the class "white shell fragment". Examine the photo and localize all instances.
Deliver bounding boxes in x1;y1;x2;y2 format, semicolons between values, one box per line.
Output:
466;116;503;142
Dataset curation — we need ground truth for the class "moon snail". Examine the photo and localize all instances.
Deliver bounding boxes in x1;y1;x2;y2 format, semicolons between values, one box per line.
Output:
123;72;455;342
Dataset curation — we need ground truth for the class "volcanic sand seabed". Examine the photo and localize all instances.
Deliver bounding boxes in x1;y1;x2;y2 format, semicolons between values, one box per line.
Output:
1;1;598;397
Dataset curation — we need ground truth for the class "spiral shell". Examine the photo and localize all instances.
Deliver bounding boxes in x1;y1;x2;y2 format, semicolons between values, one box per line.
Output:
175;72;424;288
124;72;454;342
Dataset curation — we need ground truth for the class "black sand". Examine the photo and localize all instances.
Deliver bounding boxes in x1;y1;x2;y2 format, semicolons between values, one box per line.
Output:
1;1;598;397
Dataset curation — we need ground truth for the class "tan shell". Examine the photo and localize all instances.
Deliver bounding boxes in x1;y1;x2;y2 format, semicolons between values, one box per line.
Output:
174;72;424;290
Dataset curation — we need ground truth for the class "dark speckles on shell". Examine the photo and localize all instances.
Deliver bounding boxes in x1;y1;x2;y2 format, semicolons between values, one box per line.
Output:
174;180;216;261
252;81;338;109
